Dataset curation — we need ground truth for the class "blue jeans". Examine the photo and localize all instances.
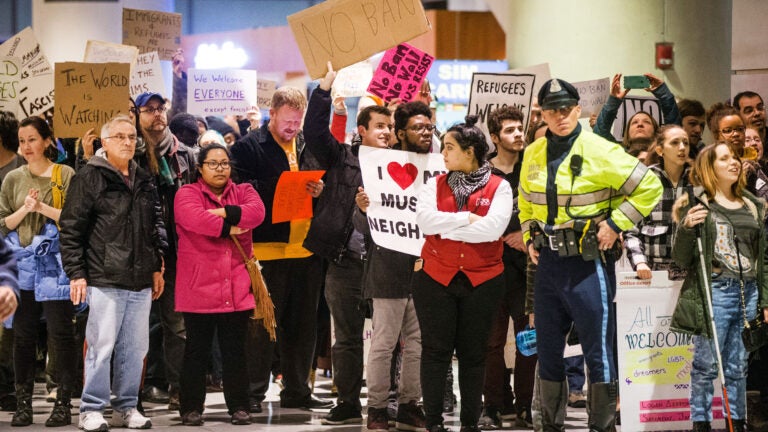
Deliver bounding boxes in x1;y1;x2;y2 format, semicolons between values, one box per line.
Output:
690;277;758;422
80;287;151;413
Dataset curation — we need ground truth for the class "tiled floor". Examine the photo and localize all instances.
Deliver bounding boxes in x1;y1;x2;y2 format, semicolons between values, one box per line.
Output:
1;367;595;431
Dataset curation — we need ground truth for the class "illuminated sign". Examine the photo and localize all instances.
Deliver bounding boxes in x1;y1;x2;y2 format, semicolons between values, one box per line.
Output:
193;42;248;70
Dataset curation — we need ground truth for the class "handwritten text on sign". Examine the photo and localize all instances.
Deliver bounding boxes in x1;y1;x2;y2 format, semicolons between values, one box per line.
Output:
467;73;536;149
130;52;166;98
0;27;55;118
122;8;182;61
573;77;610;119
287;0;431;79
0;56;21;115
187;69;257;116
368;43;433;103
54;62;130;138
611;96;662;142
359;146;446;256
272;170;326;223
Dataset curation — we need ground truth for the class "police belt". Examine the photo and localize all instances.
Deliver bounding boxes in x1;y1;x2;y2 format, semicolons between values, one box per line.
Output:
530;217;605;260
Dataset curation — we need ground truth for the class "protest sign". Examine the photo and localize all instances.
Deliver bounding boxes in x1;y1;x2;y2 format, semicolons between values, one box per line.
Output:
288;0;431;79
0;27;55;118
84;40;139;67
507;63;550;102
257;79;276;109
272;170;326;223
54;62;130;138
616;272;725;431
368;43;434;103
611;95;662;142
122;7;182;60
359;146;446;256
467;73;536;147
187;69;258;116
573;77;610;119
332;61;373;98
0;56;21;115
130;52;166;98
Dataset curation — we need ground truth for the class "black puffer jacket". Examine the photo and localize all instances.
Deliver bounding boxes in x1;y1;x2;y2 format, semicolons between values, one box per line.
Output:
60;157;167;290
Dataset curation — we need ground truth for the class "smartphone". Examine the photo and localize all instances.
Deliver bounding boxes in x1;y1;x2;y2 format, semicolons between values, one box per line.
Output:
624;75;650;89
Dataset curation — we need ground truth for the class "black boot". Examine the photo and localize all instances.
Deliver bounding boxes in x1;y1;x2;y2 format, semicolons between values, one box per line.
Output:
587;382;617;432
536;379;567;432
691;420;711;432
11;385;33;427
45;389;72;427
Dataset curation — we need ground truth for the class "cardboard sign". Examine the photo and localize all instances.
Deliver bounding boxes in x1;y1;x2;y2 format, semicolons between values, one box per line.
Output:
130;52;166;98
122;7;182;60
54;62;130;138
507;62;550;102
611;95;662;142
0;27;55;118
257;79;276;109
573;77;610;119
288;0;431;79
616;272;725;431
187;69;258;116
467;72;536;148
359;146;446;256
272;170;326;223
332;60;373;98
84;40;139;67
0;56;21;115
368;43;434;103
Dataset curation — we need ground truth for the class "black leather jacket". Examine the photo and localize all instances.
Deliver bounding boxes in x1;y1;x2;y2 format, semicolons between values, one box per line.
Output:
60;157;167;290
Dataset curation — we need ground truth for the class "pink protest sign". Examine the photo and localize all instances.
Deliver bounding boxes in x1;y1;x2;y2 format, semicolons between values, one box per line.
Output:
367;43;434;103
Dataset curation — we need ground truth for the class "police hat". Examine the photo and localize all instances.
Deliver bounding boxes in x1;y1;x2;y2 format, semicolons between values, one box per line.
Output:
134;92;165;108
538;79;579;110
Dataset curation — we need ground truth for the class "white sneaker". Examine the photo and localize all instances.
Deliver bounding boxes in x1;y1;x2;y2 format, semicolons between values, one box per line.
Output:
110;408;152;429
79;411;109;432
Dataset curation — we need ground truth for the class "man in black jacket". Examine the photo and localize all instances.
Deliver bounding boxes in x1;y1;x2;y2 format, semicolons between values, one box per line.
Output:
231;86;330;412
303;65;392;425
61;115;167;432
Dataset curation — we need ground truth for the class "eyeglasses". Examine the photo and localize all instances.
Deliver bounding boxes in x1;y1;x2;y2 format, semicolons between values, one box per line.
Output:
407;124;436;133
720;126;746;136
202;160;231;170
139;106;167;115
543;105;577;117
104;134;137;143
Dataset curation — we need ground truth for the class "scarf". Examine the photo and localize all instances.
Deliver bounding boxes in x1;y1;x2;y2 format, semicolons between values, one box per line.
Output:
447;161;492;211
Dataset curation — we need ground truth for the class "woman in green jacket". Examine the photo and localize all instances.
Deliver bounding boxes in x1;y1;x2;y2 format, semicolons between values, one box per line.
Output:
671;142;768;432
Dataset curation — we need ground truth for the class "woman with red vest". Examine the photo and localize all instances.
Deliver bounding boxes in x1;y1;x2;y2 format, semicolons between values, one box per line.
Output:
413;115;513;432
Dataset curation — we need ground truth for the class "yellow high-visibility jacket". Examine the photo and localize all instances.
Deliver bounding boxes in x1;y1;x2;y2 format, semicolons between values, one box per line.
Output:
519;130;663;244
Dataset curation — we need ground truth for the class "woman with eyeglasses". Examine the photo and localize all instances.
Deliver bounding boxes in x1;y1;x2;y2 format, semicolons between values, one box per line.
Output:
671;142;768;432
0;117;77;427
413;115;513;432
173;143;264;426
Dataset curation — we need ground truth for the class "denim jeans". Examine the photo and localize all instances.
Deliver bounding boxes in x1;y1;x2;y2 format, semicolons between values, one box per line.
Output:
690;277;758;422
80;287;151;413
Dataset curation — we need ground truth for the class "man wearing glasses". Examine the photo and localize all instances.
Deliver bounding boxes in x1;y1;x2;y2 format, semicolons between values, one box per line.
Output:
134;92;196;412
518;79;662;432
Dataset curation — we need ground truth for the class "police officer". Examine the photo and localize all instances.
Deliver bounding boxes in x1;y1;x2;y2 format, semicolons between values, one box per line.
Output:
518;79;662;432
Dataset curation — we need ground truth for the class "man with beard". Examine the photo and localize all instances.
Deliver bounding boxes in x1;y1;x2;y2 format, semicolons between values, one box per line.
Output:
134;92;196;411
354;101;432;432
477;106;536;429
734;91;766;142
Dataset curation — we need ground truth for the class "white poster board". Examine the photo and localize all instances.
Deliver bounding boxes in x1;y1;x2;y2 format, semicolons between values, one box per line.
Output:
573;77;610;119
129;52;166;98
0;56;21;115
187;68;257;116
506;62;550;103
332;60;373;98
358;146;446;256
0;27;54;118
616;271;725;431
84;40;139;67
467;72;536;148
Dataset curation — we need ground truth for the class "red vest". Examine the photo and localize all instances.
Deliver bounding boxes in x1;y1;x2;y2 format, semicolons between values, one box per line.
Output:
421;174;505;287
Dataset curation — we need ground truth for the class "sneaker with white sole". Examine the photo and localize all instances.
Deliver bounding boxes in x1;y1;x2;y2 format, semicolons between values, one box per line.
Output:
110;408;152;429
79;411;109;432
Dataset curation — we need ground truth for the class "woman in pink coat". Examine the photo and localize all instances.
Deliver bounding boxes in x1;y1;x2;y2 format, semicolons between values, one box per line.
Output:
174;143;265;426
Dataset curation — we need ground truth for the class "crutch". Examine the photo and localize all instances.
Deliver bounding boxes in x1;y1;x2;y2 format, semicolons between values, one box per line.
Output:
688;188;734;431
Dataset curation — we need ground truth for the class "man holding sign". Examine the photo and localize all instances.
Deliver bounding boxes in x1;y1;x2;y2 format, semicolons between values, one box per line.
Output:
230;87;330;412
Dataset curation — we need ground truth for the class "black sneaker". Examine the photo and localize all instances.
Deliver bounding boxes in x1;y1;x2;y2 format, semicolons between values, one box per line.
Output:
321;402;362;425
477;406;501;430
45;400;72;427
514;406;533;429
395;400;426;431
367;407;390;431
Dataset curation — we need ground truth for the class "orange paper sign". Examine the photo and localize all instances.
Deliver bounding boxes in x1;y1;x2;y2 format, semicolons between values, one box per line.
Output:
272;170;325;223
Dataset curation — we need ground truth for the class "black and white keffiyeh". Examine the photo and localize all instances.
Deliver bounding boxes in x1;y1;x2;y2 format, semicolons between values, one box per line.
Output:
447;161;492;210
